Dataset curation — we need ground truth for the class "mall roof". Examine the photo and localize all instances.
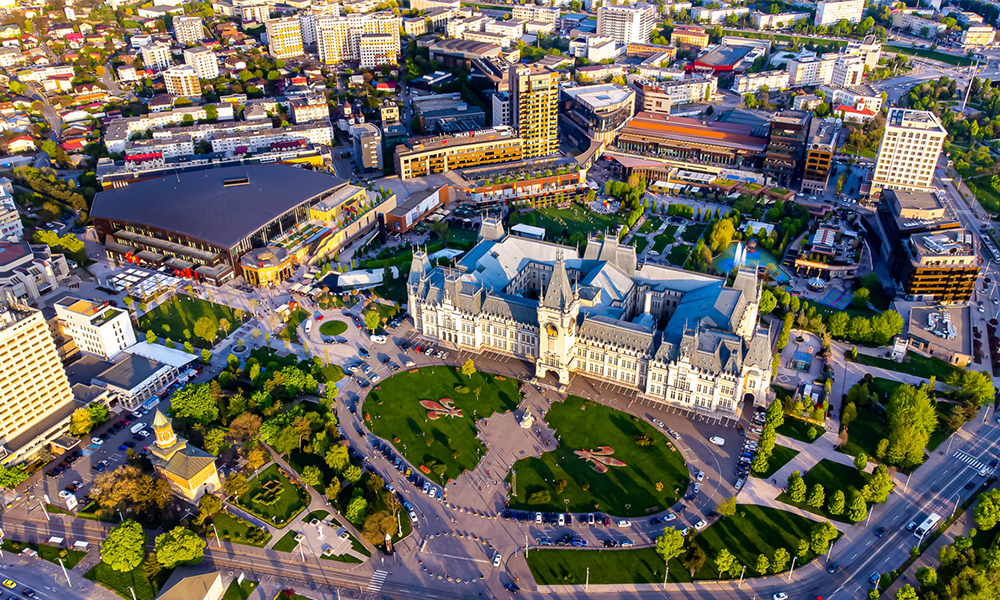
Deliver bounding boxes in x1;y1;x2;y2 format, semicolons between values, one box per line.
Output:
90;165;347;249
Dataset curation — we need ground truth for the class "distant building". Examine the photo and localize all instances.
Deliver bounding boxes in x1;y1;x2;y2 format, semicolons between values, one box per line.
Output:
0;241;69;301
265;17;304;59
162;65;202;97
801;117;841;193
962;25;996;48
670;25;709;49
751;11;809;29
54;297;136;360
140;41;172;71
764;111;811;188
597;2;656;44
183;46;219;79
174;16;204;45
815;0;864;26
353;122;383;173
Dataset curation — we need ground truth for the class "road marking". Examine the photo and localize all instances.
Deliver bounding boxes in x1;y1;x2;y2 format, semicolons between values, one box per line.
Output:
366;570;388;592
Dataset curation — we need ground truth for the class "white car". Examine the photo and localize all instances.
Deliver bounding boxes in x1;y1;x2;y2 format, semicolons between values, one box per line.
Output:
680;527;689;536
405;359;415;367
535;512;542;524
408;511;418;523
709;436;725;446
371;334;388;344
651;418;664;428
980;466;990;477
587;513;595;525
664;512;676;522
694;519;707;530
58;490;73;499
493;553;502;567
91;437;104;446
558;514;565;526
693;483;700;494
696;471;704;482
370;373;381;383
617;520;632;528
773;594;788;600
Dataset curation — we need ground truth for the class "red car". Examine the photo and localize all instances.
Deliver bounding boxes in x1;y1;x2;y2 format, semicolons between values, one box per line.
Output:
602;515;611;527
415;345;423;353
316;315;324;321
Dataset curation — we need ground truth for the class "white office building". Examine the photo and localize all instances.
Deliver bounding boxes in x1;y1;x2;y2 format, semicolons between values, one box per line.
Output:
872;108;947;196
183;46;219;79
597;2;657;44
140;41;172;71
54;297;137;360
173;16;204;44
815;0;864;25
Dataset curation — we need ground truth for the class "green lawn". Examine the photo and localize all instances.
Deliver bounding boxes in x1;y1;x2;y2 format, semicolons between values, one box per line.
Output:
236;464;309;526
137;295;246;349
776;416;822;443
303;509;330;522
365;366;522;485
652;225;680;254
319;320;348;336
532;203;626;241
506;395;688;517
778;459;870;523
320;364;344;383
839;405;888;461
638;215;663;234
634;235;649;254
928;402;959;451
210;512;272;547
528;506;831;583
1;539;87;568
680;223;705;243
967;174;1000;215
222;579;259;600
249;347;301;369
665;244;690;266
85;560;173;600
851;351;958;381
887;45;974;66
752;444;799;479
272;530;300;553
278;308;310;344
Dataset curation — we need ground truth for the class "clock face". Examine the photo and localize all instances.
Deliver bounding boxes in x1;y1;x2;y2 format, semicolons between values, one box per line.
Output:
546;323;558;337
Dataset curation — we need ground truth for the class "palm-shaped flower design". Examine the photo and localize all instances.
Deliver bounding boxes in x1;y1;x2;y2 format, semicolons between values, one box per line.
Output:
420;398;463;420
573;446;627;473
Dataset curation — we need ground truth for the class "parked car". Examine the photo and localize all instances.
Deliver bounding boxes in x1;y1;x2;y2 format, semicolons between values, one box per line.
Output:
709;436;725;446
617;520;631;528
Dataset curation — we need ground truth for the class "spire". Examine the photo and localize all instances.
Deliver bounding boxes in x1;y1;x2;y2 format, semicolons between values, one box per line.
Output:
542;253;574;311
152;410;177;449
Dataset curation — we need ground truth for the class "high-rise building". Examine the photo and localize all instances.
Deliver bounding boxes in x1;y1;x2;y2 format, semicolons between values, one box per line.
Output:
831;53;863;87
763;111;811;188
0;302;76;464
314;12;400;66
353;123;383;173
54;297;136;359
140;41;172;71
183;46;219;79
814;0;864;26
265;17;304;59
872;108;946;196
510;64;559;159
597;2;656;44
242;5;270;24
801;117;841;193
162;65;202;97
173;16;204;45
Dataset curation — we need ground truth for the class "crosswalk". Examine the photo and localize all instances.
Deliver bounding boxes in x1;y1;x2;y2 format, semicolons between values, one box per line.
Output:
954;450;990;472
367;570;388;592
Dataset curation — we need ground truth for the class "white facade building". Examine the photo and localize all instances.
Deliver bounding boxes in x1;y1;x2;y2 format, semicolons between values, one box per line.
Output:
872;108;946;196
54;297;137;360
597;2;656;44
173;16;204;44
815;0;864;25
315;12;401;66
140;42;172;71
183;46;219;79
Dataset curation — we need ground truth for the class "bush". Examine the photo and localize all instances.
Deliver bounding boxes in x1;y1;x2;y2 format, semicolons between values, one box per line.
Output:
527;490;551;504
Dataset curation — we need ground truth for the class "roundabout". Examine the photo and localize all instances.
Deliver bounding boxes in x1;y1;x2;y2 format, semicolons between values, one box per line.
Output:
318;319;348;336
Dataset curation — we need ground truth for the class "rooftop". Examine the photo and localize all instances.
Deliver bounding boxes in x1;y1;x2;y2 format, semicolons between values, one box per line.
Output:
620;112;768;153
96;354;166;392
561;83;633;109
693;45;752;67
241;246;290;269
907;305;972;358
886;108;946;133
400;126;517;154
90;165;347;249
909;229;976;258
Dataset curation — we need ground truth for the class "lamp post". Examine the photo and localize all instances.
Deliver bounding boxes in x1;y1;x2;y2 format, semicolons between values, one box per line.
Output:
58;557;71;586
212;523;222;548
738;565;746;588
787;556;797;582
128;587;137;600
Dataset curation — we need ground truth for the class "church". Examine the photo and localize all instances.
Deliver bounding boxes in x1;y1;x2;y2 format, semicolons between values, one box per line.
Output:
406;217;774;420
149;410;221;503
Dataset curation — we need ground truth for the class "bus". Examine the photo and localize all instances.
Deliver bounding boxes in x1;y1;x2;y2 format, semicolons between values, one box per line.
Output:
914;513;941;538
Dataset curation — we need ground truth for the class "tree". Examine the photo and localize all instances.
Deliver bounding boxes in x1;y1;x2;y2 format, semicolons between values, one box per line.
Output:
343;465;363;484
460;358;476;379
810;520;838;555
201;348;212;364
808;483;825;508
345;496;368;523
916;566;937;587
788;471;806;503
755;553;770;575
847;492;867;523
683;544;707;577
194;493;221;525
146;330;157;344
246;446;268;472
325;446;350;472
759;289;777;314
765;397;784;429
224;473;249;498
854;451;867;471
101;520;146;572
947;369;995;407
828;311;849;338
827;490;846;516
361;509;398;545
325;478;341;500
301;465;324;487
170;383;219;425
716;496;737;518
155;526;206;568
229;413;262;442
895;584;918;600
716;547;735;576
193;314;220;344
70;407;94;436
655;527;685;564
94;465;171;522
885;384;937;467
772;547;790;573
863;465;895;504
203;428;228;456
975;488;1000;530
364;310;381;332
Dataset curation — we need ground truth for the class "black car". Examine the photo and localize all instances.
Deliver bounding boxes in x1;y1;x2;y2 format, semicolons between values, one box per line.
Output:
504;583;520;594
827;561;839;574
602;539;615;548
502;510;512;520
651;517;661;525
965;481;976;490
359;348;370;358
874;527;886;538
737;424;745;436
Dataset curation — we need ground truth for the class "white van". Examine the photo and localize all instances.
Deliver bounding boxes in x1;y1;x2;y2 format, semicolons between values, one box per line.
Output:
304;319;312;334
129;422;146;435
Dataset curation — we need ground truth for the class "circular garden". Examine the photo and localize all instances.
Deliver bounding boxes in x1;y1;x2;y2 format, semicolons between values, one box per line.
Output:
319;320;348;336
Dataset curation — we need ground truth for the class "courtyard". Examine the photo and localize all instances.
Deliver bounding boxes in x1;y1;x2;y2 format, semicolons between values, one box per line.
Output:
364;366;522;484
506;395;688;517
236;464;310;526
137;295;246;348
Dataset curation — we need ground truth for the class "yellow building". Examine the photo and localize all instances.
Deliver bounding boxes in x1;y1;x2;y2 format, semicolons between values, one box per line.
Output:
240;246;293;287
670;25;709;49
264;17;304;59
149;410;220;503
309;185;369;222
393;128;523;180
510;65;558;159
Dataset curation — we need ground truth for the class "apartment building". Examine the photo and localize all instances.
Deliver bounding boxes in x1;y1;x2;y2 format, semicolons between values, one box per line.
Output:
871;108;946;196
353;123;383;173
801;117;841;193
410;0;459;11
54;297;136;360
242;5;269;23
692;6;750;24
124;134;196;159
732;70;790;94
183;46;219;79
831;53;863;87
751;11;809;29
173;16;204;44
162;65;202;97
140;41;172;71
844;34;882;69
0;190;22;242
510;64;559;159
815;0;864;25
891;10;946;37
0;303;76;464
289;96;328;124
597;2;656;44
764;111;811;188
820;83;883;113
315;12;401;66
492;91;510;126
209;120;334;153
265;17;304;59
512;5;558;23
670;25;709;49
569;33;620;63
102;105;239;153
394;127;523;179
962;26;996;48
560;83;635;146
901;228;980;302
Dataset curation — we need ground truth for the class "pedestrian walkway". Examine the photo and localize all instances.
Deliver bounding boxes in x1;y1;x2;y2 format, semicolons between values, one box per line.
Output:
366;569;389;591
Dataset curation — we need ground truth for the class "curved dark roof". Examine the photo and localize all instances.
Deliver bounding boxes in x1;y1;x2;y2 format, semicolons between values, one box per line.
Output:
91;165;347;249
